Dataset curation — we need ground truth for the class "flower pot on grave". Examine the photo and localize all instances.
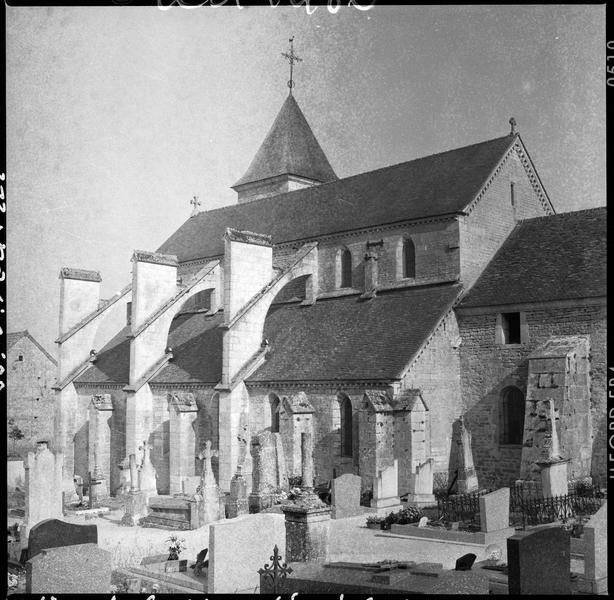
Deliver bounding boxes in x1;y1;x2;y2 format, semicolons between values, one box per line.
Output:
164;559;188;573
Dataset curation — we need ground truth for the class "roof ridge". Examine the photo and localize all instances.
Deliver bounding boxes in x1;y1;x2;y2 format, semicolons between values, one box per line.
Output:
519;205;606;224
187;134;515;221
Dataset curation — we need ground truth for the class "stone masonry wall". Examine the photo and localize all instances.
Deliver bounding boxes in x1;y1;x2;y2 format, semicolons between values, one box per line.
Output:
149;387;220;494
7;336;56;458
459;146;549;290
458;302;606;488
401;311;463;485
248;387;365;485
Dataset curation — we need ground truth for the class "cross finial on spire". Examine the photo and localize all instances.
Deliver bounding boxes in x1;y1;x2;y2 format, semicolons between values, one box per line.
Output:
190;195;201;217
281;36;302;95
509;117;517;136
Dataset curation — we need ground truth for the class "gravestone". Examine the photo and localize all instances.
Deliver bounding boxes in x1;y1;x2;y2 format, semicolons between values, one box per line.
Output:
455;418;479;494
478;487;510;532
26;543;111;593
120;454;148;526
138;440;158;499
250;431;289;512
331;473;362;519
418;516;429;528
24;441;63;539
27;518;98;561
371;459;402;512
228;466;249;518
208;513;286;593
579;501;607;594
197;440;222;524
507;526;571;595
455;553;476;571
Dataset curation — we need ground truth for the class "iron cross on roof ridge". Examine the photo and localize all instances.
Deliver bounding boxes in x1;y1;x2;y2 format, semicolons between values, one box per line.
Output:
281;36;302;94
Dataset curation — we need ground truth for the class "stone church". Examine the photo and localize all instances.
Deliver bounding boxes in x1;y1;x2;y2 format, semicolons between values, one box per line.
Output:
52;88;606;502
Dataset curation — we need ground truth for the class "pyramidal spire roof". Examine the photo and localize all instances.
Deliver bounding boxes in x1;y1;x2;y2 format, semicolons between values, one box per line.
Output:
232;94;338;189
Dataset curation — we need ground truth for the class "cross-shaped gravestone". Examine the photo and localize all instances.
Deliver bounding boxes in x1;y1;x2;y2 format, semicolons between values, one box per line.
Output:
198;440;219;489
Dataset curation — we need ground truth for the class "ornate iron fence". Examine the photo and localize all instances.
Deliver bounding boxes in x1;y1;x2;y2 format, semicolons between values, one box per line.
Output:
435;484;605;530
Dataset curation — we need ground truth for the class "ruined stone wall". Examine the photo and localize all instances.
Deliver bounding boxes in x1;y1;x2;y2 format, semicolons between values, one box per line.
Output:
7;336;56;457
458;301;606;487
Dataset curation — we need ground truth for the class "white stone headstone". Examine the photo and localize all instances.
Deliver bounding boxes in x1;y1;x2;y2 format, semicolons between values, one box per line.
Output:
479;488;510;533
418;516;429;528
24;442;63;539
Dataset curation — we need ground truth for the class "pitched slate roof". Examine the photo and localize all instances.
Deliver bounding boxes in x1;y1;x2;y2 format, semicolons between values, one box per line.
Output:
248;284;462;383
232;94;338;188
7;330;57;364
459;207;606;308
75;284;461;385
158;135;516;263
76;311;225;385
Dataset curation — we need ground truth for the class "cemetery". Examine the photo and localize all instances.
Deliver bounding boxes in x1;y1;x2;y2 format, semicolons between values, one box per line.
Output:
6;427;608;595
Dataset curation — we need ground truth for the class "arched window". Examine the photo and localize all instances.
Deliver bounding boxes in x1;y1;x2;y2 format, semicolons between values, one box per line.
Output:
339;394;353;457
500;387;525;445
403;238;416;279
269;394;280;433
340;249;352;288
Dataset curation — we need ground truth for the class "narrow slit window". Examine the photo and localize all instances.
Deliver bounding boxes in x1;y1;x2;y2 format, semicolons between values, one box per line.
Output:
404;239;416;278
340;249;352;288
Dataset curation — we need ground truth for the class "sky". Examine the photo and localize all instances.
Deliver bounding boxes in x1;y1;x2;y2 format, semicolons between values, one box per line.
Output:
6;4;606;354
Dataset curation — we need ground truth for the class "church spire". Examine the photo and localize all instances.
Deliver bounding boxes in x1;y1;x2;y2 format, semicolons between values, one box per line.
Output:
231;39;337;204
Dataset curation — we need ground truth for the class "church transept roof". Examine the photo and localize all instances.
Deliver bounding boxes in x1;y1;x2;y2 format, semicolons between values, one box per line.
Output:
459;207;606;308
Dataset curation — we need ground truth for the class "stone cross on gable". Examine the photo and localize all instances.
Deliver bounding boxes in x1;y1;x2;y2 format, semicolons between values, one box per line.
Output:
190;195;201;217
138;440;153;467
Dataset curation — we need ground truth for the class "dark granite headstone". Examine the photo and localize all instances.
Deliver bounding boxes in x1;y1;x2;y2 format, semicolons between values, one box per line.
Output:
455;553;476;571
26;542;111;593
27;518;98;561
507;526;571;595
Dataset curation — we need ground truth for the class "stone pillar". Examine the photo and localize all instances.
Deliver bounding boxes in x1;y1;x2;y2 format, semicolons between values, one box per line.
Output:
362;249;378;298
88;394;113;498
168;392;198;495
228;466;248;518
24;441;63;540
301;432;314;490
282;503;331;563
280;393;314;478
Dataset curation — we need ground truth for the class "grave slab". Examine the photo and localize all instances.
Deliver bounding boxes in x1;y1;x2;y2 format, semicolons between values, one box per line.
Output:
26;543;111;593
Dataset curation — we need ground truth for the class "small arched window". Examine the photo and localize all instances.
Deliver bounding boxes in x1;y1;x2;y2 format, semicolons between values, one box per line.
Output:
339;394;353;457
403;238;416;279
500;386;525;445
340;249;352;288
269;394;280;433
